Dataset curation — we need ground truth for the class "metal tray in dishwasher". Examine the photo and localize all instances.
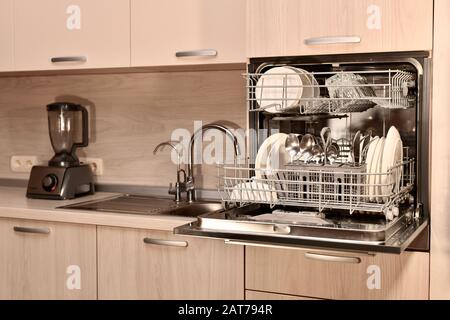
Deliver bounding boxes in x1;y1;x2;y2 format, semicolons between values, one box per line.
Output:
175;204;428;254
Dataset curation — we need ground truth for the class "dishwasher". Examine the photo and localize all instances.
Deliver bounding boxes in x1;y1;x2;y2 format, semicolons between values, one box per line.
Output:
176;52;431;254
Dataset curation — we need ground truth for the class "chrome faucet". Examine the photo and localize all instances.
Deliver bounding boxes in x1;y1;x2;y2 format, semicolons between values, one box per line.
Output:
187;123;241;203
153;140;186;202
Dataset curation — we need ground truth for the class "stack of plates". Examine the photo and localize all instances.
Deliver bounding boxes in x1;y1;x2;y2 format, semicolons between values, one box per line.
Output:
365;126;403;203
255;66;319;113
230;180;277;203
229;133;291;203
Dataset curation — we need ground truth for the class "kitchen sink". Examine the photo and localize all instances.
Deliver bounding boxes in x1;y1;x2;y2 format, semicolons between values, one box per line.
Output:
59;194;224;217
167;203;224;217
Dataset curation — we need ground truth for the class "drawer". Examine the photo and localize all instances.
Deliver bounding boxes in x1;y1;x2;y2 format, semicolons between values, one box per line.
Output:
246;245;429;300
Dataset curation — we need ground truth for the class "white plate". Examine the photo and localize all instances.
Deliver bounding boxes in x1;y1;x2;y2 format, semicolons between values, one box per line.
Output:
380;138;403;201
369;137;385;202
301;69;320;98
255;133;288;179
255;67;303;113
365;136;380;198
310;74;320;97
381;127;403;201
266;134;290;172
286;67;315;99
230;180;278;203
392;139;403;193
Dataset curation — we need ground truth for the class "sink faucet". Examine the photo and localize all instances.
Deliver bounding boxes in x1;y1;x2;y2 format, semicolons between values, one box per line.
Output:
187;123;241;203
153;140;186;202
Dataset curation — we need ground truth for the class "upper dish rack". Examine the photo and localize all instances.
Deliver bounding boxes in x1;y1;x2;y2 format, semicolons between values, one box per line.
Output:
245;69;416;115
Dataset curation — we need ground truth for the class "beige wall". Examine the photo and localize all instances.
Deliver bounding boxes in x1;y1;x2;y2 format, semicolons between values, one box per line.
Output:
0;69;246;189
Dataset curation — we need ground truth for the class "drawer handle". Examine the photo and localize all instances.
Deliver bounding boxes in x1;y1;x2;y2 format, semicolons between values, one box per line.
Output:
305;252;361;264
51;56;87;63
224;240;304;250
13;226;51;235
175;49;218;58
143;238;188;247
304;36;361;46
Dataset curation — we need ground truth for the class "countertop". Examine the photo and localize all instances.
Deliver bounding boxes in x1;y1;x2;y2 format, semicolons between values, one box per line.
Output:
0;186;197;231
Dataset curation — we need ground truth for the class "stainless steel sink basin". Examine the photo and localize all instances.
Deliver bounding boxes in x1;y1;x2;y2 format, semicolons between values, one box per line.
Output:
59;194;224;217
167;202;224;217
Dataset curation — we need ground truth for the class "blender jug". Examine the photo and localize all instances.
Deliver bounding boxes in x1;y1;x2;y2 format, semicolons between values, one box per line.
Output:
47;102;89;167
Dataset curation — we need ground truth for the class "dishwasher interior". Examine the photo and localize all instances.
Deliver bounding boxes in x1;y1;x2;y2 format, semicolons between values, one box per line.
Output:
176;52;430;254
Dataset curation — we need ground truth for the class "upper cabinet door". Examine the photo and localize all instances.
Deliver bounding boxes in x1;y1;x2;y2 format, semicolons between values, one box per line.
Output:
0;0;14;71
14;0;130;71
131;0;246;66
247;0;433;58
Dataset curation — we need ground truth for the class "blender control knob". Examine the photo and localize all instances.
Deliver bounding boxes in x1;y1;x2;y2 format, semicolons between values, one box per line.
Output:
42;174;58;192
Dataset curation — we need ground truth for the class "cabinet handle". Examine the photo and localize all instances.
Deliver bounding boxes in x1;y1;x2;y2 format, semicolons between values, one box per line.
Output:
51;56;87;63
175;49;218;58
224;241;368;262
13;226;51;235
305;252;361;264
304;36;361;46
143;238;188;247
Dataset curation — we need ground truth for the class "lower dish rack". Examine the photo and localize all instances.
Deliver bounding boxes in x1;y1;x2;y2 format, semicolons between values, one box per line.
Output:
219;158;415;219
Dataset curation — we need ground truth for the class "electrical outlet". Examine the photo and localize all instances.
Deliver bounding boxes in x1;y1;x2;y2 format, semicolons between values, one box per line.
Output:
79;157;104;176
10;156;44;173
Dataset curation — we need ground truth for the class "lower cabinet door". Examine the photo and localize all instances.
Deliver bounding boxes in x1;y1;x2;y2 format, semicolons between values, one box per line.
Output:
0;218;97;299
97;226;244;299
246;246;429;300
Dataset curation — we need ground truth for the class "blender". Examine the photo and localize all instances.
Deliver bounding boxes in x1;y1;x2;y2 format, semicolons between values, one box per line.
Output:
27;102;95;199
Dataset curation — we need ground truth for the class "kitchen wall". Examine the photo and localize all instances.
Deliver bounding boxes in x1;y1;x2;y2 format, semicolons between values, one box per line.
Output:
0;68;246;190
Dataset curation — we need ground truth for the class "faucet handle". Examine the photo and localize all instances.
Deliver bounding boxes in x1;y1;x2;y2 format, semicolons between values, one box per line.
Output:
168;182;174;194
185;176;195;191
168;181;186;202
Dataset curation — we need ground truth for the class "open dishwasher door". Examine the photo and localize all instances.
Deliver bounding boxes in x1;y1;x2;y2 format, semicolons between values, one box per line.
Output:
174;204;428;254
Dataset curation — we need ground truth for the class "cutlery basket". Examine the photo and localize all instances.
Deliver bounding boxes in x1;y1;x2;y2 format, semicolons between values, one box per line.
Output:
279;163;367;206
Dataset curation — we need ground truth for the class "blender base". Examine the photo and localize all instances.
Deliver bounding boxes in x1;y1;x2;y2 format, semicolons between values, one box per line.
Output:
26;164;95;200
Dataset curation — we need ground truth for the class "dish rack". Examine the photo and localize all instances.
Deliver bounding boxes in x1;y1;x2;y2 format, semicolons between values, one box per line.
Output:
246;69;416;115
218;154;415;218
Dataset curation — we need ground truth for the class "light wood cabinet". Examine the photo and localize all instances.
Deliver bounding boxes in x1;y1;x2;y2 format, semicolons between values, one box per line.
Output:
0;0;14;71
131;0;246;66
247;0;433;58
97;226;244;299
246;246;429;300
13;0;130;71
430;0;450;300
0;218;97;299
